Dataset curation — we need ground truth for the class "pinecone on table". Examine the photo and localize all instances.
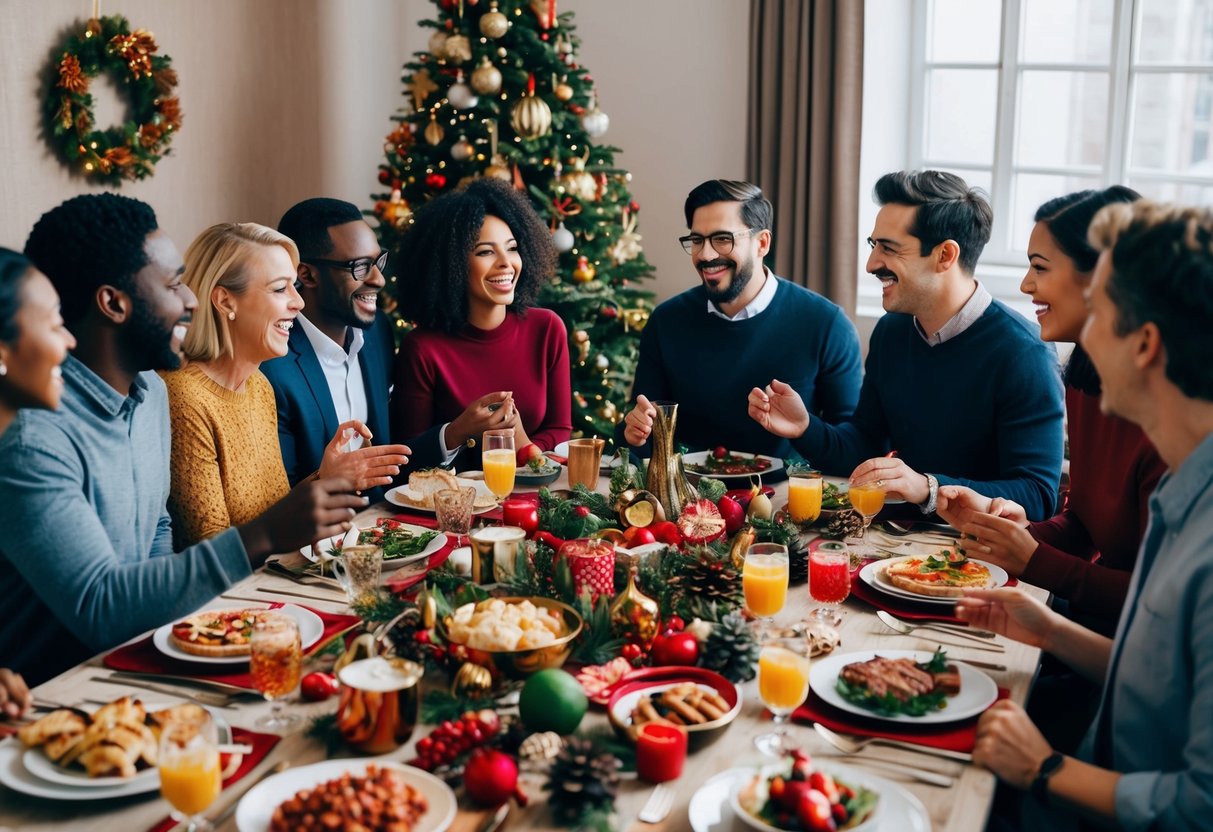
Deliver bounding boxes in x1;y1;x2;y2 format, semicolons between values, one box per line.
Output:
821;509;864;540
668;551;743;613
700;610;760;683
543;736;621;824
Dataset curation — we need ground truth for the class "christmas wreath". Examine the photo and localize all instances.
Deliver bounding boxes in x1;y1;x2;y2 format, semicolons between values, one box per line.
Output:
44;15;181;185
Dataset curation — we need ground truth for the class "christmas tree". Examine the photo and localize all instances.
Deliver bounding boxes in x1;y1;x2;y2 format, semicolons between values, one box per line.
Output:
370;0;655;441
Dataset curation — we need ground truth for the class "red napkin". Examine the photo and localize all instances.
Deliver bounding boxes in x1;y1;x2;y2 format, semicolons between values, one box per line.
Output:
103;607;360;691
147;727;280;832
793;687;1010;753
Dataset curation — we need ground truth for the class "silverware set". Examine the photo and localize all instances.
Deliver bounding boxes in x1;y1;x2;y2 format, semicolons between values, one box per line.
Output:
90;674;244;708
813;723;966;788
876;611;1006;653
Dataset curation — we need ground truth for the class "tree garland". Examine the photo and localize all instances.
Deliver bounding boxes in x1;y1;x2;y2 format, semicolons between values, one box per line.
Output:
44;15;181;185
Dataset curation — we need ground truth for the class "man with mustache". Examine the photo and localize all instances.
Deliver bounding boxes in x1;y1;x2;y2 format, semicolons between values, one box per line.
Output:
264;198;413;502
0;194;364;684
619;180;862;458
748;170;1064;520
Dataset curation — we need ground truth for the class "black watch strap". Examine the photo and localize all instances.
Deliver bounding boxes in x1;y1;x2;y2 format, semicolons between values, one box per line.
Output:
1030;752;1065;805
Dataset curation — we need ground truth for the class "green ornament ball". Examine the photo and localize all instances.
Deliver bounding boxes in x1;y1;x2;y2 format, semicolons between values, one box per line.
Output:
518;669;588;735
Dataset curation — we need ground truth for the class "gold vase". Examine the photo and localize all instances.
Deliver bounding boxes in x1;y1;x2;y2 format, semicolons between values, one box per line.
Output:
609;567;660;647
645;402;696;520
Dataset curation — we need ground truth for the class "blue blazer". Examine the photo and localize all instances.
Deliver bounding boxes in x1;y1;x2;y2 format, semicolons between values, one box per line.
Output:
262;312;409;503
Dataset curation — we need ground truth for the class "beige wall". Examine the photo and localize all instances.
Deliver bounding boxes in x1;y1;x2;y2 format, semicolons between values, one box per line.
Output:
0;0;748;303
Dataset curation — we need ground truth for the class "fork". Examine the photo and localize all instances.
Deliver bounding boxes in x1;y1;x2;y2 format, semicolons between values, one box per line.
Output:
638;783;674;824
814;722;973;763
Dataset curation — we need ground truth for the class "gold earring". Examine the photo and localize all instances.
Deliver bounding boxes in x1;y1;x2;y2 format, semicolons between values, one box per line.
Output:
228;311;236;321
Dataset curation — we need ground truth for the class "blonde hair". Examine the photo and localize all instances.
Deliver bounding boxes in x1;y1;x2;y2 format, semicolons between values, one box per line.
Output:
181;223;299;361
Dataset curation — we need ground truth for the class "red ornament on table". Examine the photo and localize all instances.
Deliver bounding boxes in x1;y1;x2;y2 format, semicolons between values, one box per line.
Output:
502;497;540;536
649;631;700;667
559;538;615;601
463;748;526;806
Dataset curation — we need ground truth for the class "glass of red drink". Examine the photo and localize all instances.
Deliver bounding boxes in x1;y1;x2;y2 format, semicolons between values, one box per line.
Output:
807;541;850;627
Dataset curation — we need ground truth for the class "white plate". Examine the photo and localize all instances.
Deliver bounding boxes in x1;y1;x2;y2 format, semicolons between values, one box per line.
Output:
809;649;999;725
690;764;929;832
300;523;446;574
5;706;230;798
384;477;497;515
235;759;456;832
858;556;1010;607
682;450;784;482
152;604;325;666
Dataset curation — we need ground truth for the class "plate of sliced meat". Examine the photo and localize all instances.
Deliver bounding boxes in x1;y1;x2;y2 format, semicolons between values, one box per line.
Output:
809;649;998;725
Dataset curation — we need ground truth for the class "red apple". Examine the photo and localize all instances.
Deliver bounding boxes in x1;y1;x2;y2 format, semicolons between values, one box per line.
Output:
648;631;700;666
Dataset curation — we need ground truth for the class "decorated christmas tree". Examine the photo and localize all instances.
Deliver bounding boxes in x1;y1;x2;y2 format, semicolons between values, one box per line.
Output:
370;0;655;441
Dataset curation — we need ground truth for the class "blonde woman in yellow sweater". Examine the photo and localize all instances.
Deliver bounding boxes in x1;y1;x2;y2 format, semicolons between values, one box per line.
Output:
164;223;409;546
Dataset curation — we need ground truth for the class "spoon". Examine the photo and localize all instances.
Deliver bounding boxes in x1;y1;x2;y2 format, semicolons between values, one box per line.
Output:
876;611;1005;652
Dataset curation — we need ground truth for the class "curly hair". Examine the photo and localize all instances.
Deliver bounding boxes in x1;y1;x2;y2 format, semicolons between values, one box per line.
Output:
277;197;364;261
395;178;557;333
24;193;160;327
0;248;34;344
874;171;993;274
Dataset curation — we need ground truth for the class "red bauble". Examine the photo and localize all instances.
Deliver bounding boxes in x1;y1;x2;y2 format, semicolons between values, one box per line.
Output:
665;615;686;633
463;748;521;806
540;32;549;41
392;178;403;190
629;200;641;212
300;671;338;701
445;18;454;29
601;306;617;318
649;632;700;667
426;173;448;189
621;642;643;661
378;170;391;185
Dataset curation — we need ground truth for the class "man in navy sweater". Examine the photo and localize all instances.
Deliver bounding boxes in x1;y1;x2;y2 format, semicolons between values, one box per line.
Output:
619;180;862;459
748;171;1064;521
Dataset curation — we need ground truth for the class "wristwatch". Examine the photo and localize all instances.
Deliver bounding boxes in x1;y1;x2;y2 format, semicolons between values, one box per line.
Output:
1030;752;1065;806
919;473;939;515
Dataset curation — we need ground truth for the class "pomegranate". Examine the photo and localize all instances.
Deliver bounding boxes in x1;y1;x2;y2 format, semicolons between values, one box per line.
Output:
677;499;727;545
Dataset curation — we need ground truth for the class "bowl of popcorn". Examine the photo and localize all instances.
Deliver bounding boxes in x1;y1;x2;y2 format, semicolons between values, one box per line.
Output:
440;596;584;680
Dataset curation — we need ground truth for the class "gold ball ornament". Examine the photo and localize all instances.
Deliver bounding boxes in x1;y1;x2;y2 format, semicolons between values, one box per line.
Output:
484;153;513;181
598;400;617;421
479;2;510;38
424;117;445;146
560;165;597;201
572;256;596;283
609;567;660;647
511;91;552;140
443;33;473;63
554;82;573;102
428;30;449;56
471;56;502;94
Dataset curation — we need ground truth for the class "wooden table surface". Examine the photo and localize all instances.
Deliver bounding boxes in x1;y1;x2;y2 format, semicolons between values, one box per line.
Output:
1;469;1044;832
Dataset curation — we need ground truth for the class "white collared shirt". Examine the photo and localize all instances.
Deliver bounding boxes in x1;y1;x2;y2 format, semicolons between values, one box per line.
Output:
914;281;993;346
297;313;368;450
706;265;778;321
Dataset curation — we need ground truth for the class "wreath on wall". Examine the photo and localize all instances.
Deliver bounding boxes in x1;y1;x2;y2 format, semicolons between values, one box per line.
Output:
44;15;181;185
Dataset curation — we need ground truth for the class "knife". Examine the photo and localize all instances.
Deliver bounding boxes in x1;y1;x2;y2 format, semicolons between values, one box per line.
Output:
104;670;258;695
90;675;236;708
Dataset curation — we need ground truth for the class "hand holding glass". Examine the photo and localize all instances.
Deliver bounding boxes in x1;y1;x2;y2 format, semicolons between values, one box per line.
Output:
159;710;221;831
250;613;302;732
846;483;886;557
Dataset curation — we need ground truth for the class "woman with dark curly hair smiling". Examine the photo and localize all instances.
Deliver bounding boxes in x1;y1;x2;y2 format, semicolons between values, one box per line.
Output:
390;178;571;471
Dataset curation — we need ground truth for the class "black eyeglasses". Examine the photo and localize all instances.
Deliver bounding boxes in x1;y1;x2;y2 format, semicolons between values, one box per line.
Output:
303;250;389;281
677;229;760;255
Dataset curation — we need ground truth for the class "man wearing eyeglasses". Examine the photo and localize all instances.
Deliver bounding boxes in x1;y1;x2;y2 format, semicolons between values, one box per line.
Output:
618;179;862;460
264;198;418;502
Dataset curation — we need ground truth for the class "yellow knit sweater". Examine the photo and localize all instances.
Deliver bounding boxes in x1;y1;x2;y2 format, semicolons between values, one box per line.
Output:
161;363;289;546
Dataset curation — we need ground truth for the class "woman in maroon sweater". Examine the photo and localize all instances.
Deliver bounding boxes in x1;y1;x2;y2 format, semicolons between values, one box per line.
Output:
389;178;571;472
938;186;1165;634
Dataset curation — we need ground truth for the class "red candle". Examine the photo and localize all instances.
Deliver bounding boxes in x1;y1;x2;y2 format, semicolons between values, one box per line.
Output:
559;538;615;601
635;722;687;783
501;498;540;535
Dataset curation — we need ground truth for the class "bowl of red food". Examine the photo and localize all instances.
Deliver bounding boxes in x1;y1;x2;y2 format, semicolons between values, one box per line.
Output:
731;750;881;832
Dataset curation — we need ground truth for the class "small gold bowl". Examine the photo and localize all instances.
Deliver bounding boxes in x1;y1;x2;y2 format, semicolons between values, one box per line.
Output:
439;596;584;680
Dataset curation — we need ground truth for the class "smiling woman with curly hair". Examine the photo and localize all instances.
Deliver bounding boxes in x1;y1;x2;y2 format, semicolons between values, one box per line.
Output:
390;178;571;472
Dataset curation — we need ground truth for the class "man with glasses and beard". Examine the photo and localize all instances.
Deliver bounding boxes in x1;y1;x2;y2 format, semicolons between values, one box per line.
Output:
618;180;862;459
264;198;412;502
748;171;1064;521
0;194;365;684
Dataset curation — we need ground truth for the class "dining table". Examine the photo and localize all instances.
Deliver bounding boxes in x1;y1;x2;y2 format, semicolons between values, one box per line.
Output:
0;466;1047;832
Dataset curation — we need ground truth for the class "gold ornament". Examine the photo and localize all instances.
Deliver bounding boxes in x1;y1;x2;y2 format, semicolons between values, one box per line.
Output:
609;208;644;265
573;329;590;362
560;157;597;201
621;307;650;332
609;567;660;647
511;75;552;140
450;135;474;161
479;1;510;38
451;662;493;697
428;30;449;57
572;256;596;284
380;189;412;228
443;34;473;63
471;56;502;95
598;401;619;422
554;82;573;102
484;152;513;181
424;116;445;146
409;69;438;110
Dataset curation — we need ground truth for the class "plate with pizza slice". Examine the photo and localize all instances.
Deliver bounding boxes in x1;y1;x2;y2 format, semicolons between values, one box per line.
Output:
859;552;1009;606
152;604;324;666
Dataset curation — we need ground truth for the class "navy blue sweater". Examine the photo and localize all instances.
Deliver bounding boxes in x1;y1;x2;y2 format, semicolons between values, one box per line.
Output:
796;301;1065;521
618;277;863;458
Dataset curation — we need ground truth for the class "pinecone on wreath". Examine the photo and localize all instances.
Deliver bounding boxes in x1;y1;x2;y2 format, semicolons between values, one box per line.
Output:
700;610;760;683
668;551;743;613
543;736;621;824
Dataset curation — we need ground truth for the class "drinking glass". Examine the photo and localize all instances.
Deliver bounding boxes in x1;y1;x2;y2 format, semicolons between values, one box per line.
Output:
250;613;302;732
482;429;516;503
808;541;851;627
754;636;812;756
787;471;823;524
159;709;221;831
434;486;476;548
331;544;383;608
845;482;887;557
566;438;605;490
742;543;789;638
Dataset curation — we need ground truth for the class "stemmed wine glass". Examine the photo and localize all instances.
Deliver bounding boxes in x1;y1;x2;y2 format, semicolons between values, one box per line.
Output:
807;540;851;628
249;613;302;732
158;709;222;831
845;482;886;557
742;543;789;639
482;429;516;506
754;636;812;756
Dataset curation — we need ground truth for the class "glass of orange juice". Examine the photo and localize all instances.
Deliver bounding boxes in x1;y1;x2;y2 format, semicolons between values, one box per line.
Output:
250;613;302;732
482;429;516;504
787;471;823;524
755;636;812;756
743;543;789;637
845;482;886;557
159;710;221;831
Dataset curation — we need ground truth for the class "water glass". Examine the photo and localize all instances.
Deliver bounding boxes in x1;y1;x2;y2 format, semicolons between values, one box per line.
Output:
159;708;221;831
250;613;302;732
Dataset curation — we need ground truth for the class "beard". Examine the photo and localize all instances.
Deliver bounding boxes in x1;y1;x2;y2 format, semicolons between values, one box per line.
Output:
318;283;375;331
700;255;756;307
124;293;185;371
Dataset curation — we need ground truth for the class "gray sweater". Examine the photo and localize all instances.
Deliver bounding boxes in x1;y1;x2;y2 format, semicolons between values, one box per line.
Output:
0;356;250;684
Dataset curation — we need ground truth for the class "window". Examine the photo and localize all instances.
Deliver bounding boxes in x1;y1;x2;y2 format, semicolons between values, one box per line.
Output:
858;0;1213;317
